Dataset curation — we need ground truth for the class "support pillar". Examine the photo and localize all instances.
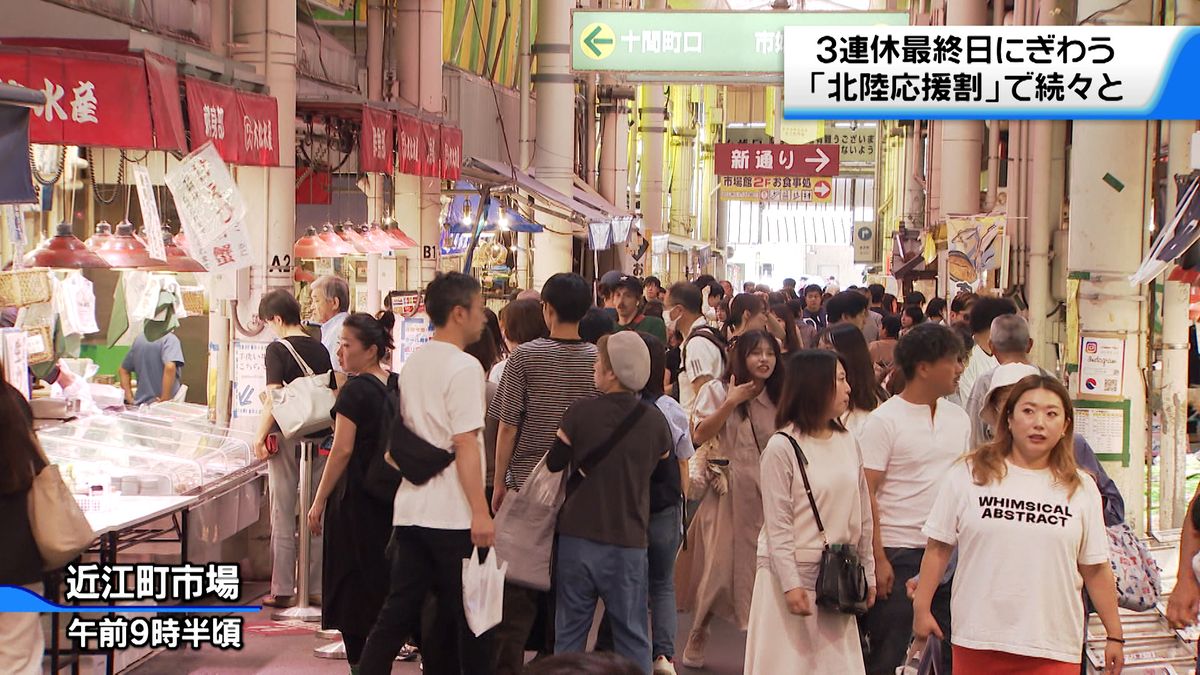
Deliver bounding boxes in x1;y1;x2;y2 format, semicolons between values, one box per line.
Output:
232;0;298;295
531;0;575;289
1067;0;1153;537
599;82;633;274
940;0;985;220
640;83;666;277
395;0;442;289
365;0;386;226
515;0;533;287
1160;0;1198;526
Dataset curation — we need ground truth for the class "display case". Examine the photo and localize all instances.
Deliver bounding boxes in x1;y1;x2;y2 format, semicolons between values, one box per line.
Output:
38;403;255;497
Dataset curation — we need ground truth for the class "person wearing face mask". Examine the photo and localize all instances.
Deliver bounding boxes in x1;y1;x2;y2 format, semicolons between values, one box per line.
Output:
675;330;784;669
665;282;726;416
306;312;398;671
253;289;335;609
745;350;878;674
912;376;1124;675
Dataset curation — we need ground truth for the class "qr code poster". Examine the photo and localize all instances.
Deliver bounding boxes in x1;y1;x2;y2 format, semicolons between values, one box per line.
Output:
1078;335;1125;399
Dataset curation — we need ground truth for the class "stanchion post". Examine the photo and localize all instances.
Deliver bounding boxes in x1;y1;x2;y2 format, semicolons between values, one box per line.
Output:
273;440;322;622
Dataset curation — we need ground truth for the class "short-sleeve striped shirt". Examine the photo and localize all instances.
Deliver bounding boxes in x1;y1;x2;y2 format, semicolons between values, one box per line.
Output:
491;337;599;490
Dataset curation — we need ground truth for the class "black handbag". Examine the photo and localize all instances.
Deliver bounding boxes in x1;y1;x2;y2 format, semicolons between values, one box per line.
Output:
376;377;455;488
353;373;407;503
776;432;870;616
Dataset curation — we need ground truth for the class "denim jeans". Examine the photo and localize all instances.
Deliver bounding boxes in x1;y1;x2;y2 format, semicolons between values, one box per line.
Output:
555;535;651;674
648;505;682;660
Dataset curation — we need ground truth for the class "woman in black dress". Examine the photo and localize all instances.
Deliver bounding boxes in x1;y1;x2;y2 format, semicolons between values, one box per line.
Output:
307;311;397;670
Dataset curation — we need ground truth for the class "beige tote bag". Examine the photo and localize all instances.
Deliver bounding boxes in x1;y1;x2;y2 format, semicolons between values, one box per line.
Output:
28;445;95;570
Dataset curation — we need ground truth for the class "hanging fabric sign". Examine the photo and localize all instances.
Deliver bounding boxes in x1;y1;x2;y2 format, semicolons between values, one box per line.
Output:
0;47;155;148
164;142;254;272
235;90;279;166
396;113;422;175
611;216;634;246
440;125;463;181
0;105;35;204
131;165;166;262
184;77;240;163
588;222;612;251
420;121;440;178
142;51;187;151
360;105;394;173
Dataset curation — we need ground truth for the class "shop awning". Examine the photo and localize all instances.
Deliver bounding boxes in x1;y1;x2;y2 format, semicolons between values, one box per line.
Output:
0;46;185;150
184;76;280;166
444;181;543;234
572;176;634;220
464;157;614;228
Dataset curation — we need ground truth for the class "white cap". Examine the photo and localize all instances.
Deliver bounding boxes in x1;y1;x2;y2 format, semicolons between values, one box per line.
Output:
983;363;1041;408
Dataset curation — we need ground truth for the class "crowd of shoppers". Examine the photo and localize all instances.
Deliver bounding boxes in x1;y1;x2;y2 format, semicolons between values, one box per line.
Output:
125;271;1130;675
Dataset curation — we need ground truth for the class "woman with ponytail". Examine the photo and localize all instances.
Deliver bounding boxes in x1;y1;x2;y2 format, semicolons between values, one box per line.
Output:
307;311;398;671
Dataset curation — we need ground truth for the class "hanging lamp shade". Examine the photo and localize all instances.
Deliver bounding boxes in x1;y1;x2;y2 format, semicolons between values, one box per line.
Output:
24;222;111;269
382;222;417;249
295;226;341;259
317;223;356;255
336;221;382;254
163;233;207;273
364;222;403;251
84;220;114;250
96;221;161;269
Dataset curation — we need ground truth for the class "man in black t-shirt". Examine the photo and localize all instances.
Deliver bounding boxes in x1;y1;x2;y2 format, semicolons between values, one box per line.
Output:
547;331;670;671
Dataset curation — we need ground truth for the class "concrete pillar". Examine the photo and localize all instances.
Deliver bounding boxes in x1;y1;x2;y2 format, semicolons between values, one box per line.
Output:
232;0;298;293
640;83;667;259
1067;0;1153;535
365;0;386;225
1160;0;1198;527
940;0;986;219
395;0;442;289
531;0;575;289
210;0;229;58
670;87;696;238
515;0;534;287
599;82;633;274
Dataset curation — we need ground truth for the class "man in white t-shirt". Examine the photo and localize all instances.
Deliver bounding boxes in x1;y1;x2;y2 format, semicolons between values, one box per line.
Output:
859;322;970;675
358;272;493;675
955;296;1017;405
665;282;725;416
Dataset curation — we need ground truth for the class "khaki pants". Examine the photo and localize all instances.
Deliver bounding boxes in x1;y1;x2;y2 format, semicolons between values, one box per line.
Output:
267;438;326;597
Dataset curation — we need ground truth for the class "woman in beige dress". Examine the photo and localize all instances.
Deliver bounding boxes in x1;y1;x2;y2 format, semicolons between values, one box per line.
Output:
676;328;784;669
744;350;877;674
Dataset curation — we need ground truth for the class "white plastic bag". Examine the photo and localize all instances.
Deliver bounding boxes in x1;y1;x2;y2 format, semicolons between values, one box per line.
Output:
462;547;507;637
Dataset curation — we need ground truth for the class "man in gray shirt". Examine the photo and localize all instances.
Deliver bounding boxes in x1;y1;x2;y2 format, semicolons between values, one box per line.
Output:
120;332;185;405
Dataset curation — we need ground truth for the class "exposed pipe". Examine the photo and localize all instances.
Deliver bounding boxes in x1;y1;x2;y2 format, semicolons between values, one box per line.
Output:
531;0;575;288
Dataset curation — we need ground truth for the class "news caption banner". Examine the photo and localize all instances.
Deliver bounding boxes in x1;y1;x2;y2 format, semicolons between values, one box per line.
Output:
782;26;1200;120
0;563;261;651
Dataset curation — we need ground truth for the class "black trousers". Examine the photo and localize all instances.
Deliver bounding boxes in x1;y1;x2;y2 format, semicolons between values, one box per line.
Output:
861;547;953;675
358;526;493;675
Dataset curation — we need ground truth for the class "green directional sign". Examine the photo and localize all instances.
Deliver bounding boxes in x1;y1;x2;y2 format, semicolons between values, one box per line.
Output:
571;10;909;75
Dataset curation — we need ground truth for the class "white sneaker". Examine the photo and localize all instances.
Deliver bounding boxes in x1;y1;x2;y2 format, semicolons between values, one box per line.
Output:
653;655;678;674
681;626;707;668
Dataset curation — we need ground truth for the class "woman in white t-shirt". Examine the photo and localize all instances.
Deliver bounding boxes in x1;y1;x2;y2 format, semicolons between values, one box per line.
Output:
911;375;1124;675
745;350;877;674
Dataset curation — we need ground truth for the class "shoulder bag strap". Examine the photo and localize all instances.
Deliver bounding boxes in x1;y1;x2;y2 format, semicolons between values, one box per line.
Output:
775;431;829;546
565;401;649;496
277;337;315;377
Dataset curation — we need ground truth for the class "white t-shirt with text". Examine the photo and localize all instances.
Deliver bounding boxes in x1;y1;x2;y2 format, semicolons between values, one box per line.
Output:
859;395;971;548
923;461;1109;662
392;340;487;530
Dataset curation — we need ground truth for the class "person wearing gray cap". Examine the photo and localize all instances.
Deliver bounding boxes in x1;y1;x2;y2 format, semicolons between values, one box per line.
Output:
546;331;673;672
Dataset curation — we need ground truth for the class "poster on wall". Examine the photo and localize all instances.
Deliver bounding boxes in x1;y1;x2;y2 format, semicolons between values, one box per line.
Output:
231;340;269;421
945;214;1006;289
1078;334;1125;398
393;312;432;371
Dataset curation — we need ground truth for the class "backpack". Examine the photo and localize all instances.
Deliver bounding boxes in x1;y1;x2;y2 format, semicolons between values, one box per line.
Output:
681;325;727;378
356;373;403;504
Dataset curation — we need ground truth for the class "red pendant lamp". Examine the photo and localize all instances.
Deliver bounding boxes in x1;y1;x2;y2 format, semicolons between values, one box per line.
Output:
364;222;403;251
24;222;111;269
317;222;356;256
337;221;385;254
84;220;114;250
294;226;342;259
96;221;162;269
382;222;417;249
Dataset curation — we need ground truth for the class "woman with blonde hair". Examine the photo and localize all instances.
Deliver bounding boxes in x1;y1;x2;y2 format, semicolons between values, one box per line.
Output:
912;375;1124;674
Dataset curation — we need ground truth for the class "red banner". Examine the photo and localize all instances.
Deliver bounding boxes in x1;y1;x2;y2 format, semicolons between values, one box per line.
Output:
184;77;279;166
396;113;422;175
184;77;239;162
714;143;840;177
235;90;279;166
440;125;462;181
0;47;154;148
420;120;440;178
142;51;186;151
360;105;393;173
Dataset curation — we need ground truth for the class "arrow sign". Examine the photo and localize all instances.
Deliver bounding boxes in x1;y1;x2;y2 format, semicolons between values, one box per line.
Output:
714;143;839;177
237;385;254;408
582;24;615;59
805;148;831;174
814;180;832;199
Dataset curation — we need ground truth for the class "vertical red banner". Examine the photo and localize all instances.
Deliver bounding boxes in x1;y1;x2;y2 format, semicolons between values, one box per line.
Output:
440;125;462;181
